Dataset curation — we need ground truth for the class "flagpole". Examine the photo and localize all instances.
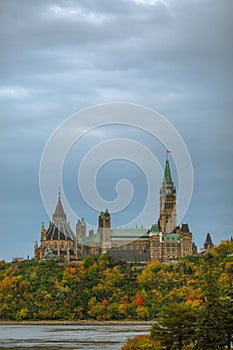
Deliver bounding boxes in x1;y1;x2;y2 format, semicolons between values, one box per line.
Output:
166;149;172;160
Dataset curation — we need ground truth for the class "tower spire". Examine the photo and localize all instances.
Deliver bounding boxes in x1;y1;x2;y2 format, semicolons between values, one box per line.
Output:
53;191;67;220
163;158;173;187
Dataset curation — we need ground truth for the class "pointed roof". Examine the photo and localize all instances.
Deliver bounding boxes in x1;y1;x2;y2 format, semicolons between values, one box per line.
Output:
104;209;110;217
45;193;75;241
204;233;213;249
46;220;75;241
151;223;159;233
163;159;173;187
99;211;105;218
52;193;67;221
181;224;190;233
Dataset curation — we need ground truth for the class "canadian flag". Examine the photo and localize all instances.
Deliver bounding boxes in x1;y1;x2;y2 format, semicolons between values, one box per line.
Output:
167;150;172;153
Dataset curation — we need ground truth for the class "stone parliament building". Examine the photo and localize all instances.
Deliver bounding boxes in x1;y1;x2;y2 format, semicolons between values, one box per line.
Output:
34;158;196;263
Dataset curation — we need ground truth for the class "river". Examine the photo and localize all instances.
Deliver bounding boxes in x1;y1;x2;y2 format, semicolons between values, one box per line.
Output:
0;323;151;350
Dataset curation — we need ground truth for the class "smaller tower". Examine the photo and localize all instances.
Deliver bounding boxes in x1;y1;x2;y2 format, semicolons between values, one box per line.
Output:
200;233;214;254
76;218;86;240
99;209;111;251
98;211;104;231
34;241;40;260
148;224;163;261
180;224;193;256
40;222;46;241
204;233;214;250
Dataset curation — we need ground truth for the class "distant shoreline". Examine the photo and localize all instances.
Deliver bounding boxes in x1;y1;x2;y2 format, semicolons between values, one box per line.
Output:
0;320;154;326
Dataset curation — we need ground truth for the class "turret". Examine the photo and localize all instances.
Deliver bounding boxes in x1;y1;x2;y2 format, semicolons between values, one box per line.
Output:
76;218;86;240
99;209;111;251
204;233;214;250
34;241;40;260
98;211;105;231
40;222;46;241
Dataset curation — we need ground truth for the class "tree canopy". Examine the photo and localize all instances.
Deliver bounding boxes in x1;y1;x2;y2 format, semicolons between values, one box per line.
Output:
0;241;232;349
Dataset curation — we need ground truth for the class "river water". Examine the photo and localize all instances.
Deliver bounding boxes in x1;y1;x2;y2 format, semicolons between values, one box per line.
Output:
0;323;151;350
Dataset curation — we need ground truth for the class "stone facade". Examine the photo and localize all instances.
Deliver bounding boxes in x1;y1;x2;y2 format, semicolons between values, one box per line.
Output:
35;157;194;263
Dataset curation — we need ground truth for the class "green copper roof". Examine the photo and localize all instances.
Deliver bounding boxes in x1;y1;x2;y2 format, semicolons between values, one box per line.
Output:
162;233;180;242
78;228;149;244
110;228;148;241
79;232;100;244
164;159;173;187
151;224;159;233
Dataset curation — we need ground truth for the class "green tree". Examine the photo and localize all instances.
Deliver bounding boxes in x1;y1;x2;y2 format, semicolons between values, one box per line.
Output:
220;261;233;350
195;253;225;349
151;302;197;350
221;286;233;350
83;256;95;269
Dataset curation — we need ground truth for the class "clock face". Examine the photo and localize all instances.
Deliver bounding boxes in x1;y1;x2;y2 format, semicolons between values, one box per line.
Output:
166;189;171;195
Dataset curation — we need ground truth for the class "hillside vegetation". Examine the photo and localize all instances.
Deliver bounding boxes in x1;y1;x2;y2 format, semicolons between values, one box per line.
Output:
0;242;232;343
120;241;233;350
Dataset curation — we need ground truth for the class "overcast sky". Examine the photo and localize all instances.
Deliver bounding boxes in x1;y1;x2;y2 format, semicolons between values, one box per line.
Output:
1;0;233;261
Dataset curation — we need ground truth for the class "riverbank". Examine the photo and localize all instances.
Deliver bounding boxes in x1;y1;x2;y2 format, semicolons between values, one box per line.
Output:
0;320;154;326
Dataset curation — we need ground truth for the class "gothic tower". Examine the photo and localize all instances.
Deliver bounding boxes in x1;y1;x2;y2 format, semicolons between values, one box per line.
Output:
76;218;86;240
98;209;111;251
159;158;176;233
203;233;214;251
40;222;46;241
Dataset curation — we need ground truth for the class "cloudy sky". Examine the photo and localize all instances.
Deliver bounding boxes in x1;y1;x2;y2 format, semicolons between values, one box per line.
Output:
1;0;232;261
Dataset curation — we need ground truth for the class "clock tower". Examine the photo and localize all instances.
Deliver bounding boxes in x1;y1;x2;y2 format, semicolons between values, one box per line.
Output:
159;158;177;233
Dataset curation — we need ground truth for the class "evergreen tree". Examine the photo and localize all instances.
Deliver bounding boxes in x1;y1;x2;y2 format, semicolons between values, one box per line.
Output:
221;286;233;350
195;253;225;349
151;302;197;350
220;261;233;350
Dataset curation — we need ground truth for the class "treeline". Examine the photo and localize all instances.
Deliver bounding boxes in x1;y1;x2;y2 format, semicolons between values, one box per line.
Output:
0;241;232;344
122;255;233;349
121;241;233;350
